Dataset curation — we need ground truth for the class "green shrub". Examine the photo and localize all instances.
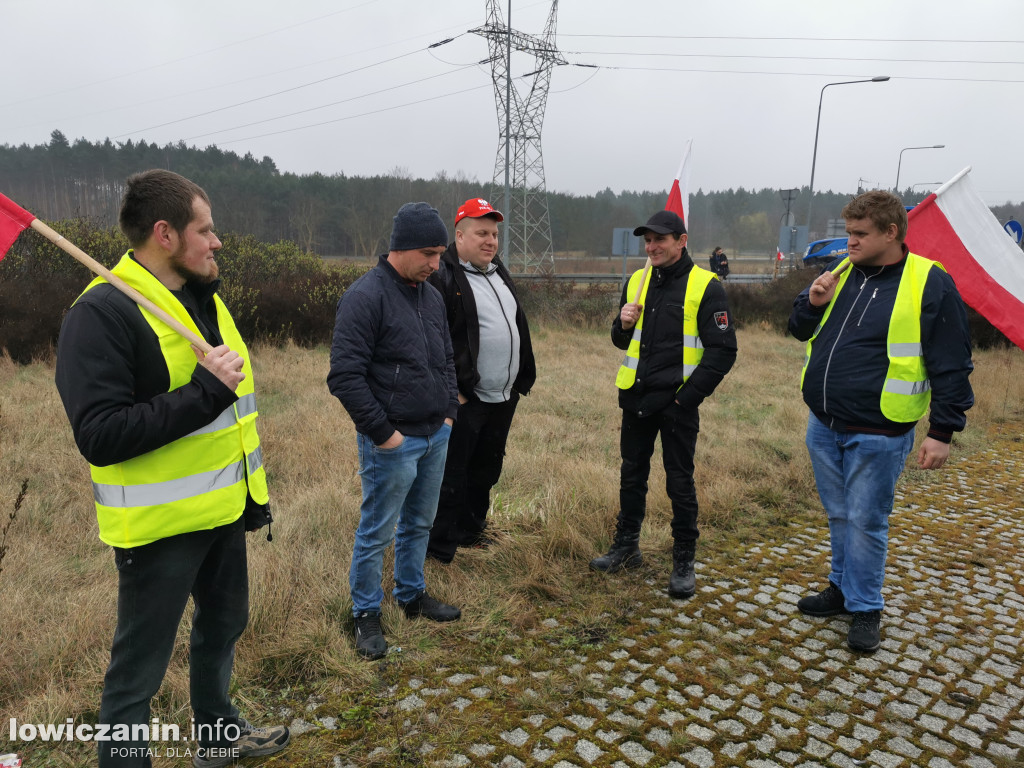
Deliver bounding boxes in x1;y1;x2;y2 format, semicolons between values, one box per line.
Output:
0;219;368;360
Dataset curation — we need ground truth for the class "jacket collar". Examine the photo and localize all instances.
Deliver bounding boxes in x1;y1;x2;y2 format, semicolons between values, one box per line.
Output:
655;247;694;281
127;250;221;306
442;240;502;275
377;252;426;290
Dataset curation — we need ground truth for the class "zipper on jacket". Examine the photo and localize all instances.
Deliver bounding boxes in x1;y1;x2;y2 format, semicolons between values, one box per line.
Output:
857;287;879;327
820;270;876;414
387;364;401;410
480;269;516;399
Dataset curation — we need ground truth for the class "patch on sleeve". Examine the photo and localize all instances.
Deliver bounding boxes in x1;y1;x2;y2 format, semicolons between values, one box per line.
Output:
714;310;730;330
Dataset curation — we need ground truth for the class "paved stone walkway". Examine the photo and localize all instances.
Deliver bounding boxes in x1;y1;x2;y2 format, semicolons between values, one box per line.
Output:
299;426;1023;768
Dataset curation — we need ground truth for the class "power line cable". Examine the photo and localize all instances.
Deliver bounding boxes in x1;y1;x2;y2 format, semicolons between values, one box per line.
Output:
560;50;1024;66
212;82;493;146
184;63;479;141
569;63;1024;84
555;33;1024;44
116;38;463;139
10;25;480;133
0;0;386;109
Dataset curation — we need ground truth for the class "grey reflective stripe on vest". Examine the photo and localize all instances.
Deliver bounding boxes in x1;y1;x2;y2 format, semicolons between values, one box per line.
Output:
185;393;258;438
93;445;264;509
235;393;258;418
93;460;245;508
684;334;703;349
683;363;698;377
889;342;922;357
884;378;931;396
620;325;644;371
247;445;263;475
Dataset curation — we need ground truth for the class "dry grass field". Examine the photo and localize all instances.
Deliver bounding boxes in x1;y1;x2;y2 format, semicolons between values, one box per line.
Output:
1;325;1021;766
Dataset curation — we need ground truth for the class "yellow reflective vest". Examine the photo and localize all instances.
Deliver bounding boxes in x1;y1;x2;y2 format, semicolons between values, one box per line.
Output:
800;252;943;423
79;253;269;548
616;265;717;390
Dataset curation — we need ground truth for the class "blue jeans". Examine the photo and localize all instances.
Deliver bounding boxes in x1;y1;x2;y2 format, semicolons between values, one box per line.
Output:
350;424;451;615
805;414;914;613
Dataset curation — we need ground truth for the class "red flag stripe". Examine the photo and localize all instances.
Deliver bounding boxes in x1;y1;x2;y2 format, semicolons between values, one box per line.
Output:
664;140;692;225
0;192;37;261
906;188;1024;350
665;179;685;222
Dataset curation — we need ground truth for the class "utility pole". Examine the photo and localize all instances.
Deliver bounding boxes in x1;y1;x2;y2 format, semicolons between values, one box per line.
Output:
473;1;566;273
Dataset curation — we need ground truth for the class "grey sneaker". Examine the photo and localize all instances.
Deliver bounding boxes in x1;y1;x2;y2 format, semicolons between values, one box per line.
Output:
192;719;290;768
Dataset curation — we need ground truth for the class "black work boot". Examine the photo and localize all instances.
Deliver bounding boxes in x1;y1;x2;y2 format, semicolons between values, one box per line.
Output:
589;526;642;573
848;610;882;653
400;592;461;622
353;611;387;660
668;542;696;599
797;581;848;617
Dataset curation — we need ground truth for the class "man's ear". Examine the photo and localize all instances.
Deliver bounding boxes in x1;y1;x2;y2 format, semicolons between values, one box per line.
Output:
152;220;176;251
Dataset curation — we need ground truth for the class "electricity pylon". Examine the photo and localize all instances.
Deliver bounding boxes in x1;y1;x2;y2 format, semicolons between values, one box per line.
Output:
472;0;566;273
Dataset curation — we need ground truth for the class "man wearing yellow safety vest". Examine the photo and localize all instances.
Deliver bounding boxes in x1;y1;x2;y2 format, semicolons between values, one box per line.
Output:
55;171;289;768
789;190;973;654
591;210;737;599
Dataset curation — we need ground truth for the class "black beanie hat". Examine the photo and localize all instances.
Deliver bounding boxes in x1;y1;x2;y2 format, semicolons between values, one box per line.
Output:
390;202;449;251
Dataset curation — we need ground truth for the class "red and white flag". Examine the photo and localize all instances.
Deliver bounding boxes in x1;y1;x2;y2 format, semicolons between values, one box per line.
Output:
0;192;36;261
665;139;692;225
906;166;1024;351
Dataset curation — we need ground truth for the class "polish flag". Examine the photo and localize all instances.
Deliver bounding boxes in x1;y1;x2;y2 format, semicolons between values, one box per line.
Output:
905;167;1024;351
0;192;36;260
665;139;692;225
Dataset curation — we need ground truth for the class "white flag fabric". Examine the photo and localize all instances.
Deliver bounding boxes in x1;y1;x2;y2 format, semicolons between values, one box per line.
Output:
905;167;1024;351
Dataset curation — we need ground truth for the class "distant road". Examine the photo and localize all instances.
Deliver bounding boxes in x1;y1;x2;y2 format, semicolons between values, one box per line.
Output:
510;272;775;285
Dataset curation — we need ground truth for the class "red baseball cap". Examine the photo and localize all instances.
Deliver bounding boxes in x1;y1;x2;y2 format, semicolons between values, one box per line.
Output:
455;198;504;225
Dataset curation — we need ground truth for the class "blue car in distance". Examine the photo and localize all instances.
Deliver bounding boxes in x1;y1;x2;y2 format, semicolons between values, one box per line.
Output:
803;237;848;268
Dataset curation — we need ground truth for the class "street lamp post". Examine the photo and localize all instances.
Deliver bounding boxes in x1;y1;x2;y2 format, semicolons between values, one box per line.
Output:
895;145;945;195
807;76;889;237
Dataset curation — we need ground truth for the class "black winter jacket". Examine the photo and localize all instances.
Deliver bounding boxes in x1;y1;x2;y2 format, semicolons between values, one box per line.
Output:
55;275;236;467
788;251;974;441
328;255;459;444
427;242;536;401
612;250;738;417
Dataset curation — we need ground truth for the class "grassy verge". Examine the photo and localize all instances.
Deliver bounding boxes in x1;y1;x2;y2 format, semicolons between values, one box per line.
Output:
0;327;1019;765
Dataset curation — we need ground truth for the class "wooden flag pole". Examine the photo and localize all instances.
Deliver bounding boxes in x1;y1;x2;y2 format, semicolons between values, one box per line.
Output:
830;256;851;277
30;218;214;354
632;257;652;305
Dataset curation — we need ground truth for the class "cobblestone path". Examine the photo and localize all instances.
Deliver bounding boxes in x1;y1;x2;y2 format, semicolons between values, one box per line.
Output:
303;427;1022;768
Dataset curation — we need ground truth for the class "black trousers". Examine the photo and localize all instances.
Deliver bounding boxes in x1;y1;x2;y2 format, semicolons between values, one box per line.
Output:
428;393;519;560
98;518;248;767
617;405;700;544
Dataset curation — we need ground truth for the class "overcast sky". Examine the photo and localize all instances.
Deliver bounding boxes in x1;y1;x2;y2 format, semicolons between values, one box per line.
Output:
3;0;1022;206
